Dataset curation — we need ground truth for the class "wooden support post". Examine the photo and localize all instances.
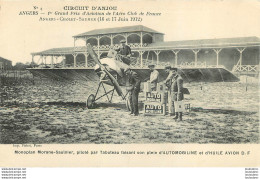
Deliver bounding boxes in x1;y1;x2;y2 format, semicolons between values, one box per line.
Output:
140;51;144;68
55;56;58;65
85;37;88;46
213;49;222;67
31;55;35;64
51;56;54;68
155;51;161;66
84;53;88;67
172;50;180;67
151;52;154;64
140;32;143;47
73;54;78;67
40;56;43;65
110;35;114;46
43;56;47;66
236;47;246;66
74;38;76;48
192;49;200;67
62;56;66;67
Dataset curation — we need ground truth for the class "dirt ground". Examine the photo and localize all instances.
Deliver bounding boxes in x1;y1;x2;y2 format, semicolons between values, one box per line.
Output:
0;77;259;144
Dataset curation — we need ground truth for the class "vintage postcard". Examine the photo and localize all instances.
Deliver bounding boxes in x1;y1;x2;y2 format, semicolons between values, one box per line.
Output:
0;0;259;167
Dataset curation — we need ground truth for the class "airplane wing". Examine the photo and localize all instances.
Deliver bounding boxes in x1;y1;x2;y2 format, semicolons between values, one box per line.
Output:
132;68;239;83
86;44;124;97
99;58;129;77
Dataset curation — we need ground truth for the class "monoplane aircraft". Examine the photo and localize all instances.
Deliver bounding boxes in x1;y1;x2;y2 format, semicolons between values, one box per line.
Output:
85;44;239;109
27;44;239;109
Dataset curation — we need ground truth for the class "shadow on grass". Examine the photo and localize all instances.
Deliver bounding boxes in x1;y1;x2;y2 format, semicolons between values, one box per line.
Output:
47;101;86;107
46;101;145;110
2;101;256;116
46;102;256;115
192;107;257;115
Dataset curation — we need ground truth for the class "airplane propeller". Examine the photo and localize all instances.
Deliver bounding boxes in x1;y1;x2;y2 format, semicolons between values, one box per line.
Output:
86;44;124;98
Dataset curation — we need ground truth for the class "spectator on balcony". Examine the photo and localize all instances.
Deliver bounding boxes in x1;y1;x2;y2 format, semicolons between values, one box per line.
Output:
115;39;132;65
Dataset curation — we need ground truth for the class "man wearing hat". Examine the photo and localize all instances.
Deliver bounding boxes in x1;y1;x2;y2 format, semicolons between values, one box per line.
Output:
164;66;184;121
124;67;141;116
148;64;159;91
115;39;132;65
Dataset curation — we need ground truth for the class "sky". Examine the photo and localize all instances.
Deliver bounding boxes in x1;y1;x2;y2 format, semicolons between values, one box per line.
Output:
0;0;259;64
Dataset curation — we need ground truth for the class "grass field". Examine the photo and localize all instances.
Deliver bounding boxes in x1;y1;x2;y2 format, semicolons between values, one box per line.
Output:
0;77;259;144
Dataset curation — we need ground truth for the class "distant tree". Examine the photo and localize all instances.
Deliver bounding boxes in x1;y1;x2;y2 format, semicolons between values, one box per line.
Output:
24;61;37;68
13;62;29;70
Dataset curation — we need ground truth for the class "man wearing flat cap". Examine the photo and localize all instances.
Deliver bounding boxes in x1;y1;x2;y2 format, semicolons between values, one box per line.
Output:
164;66;184;121
124;67;141;116
115;39;132;65
148;64;159;91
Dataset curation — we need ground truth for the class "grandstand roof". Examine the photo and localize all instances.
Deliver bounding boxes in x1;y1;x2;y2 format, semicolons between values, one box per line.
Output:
73;25;164;38
145;36;260;49
32;36;260;55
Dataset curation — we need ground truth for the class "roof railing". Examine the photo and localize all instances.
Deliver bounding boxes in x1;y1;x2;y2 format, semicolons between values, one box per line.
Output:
232;65;259;72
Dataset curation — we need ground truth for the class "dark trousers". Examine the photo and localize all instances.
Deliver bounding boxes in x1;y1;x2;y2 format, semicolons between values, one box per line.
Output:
151;82;157;91
129;90;139;115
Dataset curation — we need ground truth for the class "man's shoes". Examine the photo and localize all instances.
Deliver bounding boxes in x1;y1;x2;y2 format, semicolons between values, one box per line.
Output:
134;113;139;116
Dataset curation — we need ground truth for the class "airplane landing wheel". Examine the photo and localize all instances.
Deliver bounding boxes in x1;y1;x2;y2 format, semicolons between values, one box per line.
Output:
87;94;96;109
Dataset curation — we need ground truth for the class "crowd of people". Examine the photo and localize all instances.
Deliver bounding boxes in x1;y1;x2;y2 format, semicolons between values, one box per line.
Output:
124;65;184;121
114;39;185;120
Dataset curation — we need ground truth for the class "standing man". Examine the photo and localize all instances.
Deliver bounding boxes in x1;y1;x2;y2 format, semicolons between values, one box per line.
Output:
124;67;141;116
148;64;159;91
115;39;132;65
164;66;184;121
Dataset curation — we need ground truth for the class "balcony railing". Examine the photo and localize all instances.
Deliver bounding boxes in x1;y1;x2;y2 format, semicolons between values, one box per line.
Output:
32;58;232;70
179;62;206;68
75;43;149;52
232;65;259;72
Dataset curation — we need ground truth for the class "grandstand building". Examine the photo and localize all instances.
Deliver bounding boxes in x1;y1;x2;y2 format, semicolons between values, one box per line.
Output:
31;25;260;75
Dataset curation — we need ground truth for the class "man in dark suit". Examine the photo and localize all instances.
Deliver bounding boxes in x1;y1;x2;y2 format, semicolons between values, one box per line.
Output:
164;66;184;121
115;40;132;65
124;67;141;116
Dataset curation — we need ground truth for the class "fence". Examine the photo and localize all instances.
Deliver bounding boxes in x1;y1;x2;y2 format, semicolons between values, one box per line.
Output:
0;70;34;86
